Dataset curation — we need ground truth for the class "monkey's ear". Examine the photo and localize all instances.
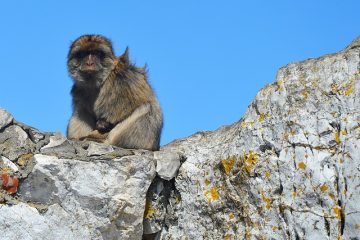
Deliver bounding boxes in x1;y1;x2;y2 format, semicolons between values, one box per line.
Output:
140;63;148;74
119;47;130;63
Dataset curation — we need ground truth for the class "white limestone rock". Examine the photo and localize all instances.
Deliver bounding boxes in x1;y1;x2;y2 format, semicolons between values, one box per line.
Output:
41;132;67;150
0;108;13;130
160;36;360;239
5;153;156;239
0;156;19;172
154;151;181;180
87;142;114;156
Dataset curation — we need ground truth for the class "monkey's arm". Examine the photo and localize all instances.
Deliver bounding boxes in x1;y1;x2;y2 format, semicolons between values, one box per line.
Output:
67;108;96;140
105;103;151;145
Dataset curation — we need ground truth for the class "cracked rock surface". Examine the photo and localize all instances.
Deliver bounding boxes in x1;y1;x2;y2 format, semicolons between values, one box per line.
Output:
1;36;360;240
158;37;360;239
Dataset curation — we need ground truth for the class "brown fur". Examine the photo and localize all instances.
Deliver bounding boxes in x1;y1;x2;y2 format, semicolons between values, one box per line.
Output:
67;35;163;150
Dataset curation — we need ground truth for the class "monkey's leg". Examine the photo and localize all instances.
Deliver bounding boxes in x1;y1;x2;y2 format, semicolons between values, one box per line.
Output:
105;103;162;150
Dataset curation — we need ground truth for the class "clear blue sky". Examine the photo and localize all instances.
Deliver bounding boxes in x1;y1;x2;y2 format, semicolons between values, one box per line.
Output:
0;1;359;145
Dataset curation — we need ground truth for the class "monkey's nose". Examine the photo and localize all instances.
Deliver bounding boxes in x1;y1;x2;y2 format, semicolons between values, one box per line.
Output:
86;55;95;66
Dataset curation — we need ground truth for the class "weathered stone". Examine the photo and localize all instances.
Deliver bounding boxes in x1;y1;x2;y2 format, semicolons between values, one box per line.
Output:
28;127;45;143
87;142;114;156
0;108;13;130
14;153;156;239
143;178;166;235
160;36;360;239
0;36;359;240
41;132;67;150
0;156;19;172
0;125;34;160
154;151;181;180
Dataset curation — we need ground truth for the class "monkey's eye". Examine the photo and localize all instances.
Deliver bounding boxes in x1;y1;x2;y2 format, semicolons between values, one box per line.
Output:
74;51;87;59
93;50;105;59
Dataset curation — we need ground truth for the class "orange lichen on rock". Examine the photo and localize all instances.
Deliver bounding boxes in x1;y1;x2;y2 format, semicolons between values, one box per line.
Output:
204;187;219;203
335;131;340;144
333;206;342;220
244;151;258;173
1;173;19;194
144;201;156;219
320;184;328;192
261;191;272;209
298;161;306;170
221;156;236;175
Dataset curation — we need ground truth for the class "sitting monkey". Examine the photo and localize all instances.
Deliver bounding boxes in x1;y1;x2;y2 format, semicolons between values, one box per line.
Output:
67;35;163;151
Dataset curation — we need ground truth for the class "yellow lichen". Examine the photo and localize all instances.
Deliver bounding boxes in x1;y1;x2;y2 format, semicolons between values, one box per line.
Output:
244;151;258;173
229;213;235;220
355;224;359;230
301;90;309;99
221;156;236;175
342;128;347;136
144;201;156;219
283;131;289;141
344;80;354;96
259;113;266;122
204;187;219;203
261;191;272;209
277;80;284;92
335;131;340;144
265;171;271;178
224;234;232;240
17;153;34;167
0;167;12;174
298;161;306;170
292;191;298;198
204;179;210;186
272;226;278;231
320;184;328;192
331;83;338;93
333;206;342;220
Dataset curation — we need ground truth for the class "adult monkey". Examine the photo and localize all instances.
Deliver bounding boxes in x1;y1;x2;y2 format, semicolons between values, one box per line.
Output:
67;35;163;151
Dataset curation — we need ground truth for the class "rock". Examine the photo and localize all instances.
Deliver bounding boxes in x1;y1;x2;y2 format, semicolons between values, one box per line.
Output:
154;151;181;180
159;36;360;239
41;132;67;150
27;128;45;143
14;153;156;239
0;36;359;239
87;142;114;156
0;108;13;130
0;125;34;160
0;156;19;172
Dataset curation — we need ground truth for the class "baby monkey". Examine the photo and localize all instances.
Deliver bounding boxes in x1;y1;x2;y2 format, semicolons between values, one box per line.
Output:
67;35;163;151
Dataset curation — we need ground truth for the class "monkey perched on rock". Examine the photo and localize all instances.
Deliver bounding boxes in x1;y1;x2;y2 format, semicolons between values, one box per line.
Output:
67;35;163;150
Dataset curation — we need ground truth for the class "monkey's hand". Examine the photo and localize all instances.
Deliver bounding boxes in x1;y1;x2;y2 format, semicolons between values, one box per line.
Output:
80;130;108;143
96;119;114;133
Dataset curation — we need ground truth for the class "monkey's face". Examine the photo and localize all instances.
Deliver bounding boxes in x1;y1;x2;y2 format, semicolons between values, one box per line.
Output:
68;35;116;86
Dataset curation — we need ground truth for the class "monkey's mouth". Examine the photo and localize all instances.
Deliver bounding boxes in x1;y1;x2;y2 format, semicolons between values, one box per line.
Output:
82;66;98;72
80;68;99;76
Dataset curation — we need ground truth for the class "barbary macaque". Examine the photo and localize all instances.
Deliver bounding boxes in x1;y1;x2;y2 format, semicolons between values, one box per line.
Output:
67;35;162;150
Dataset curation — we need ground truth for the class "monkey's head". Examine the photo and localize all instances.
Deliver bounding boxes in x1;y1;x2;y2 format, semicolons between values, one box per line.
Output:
67;35;117;86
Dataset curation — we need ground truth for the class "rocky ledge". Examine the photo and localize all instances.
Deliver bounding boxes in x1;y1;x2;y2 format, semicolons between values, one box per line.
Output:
1;37;360;240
